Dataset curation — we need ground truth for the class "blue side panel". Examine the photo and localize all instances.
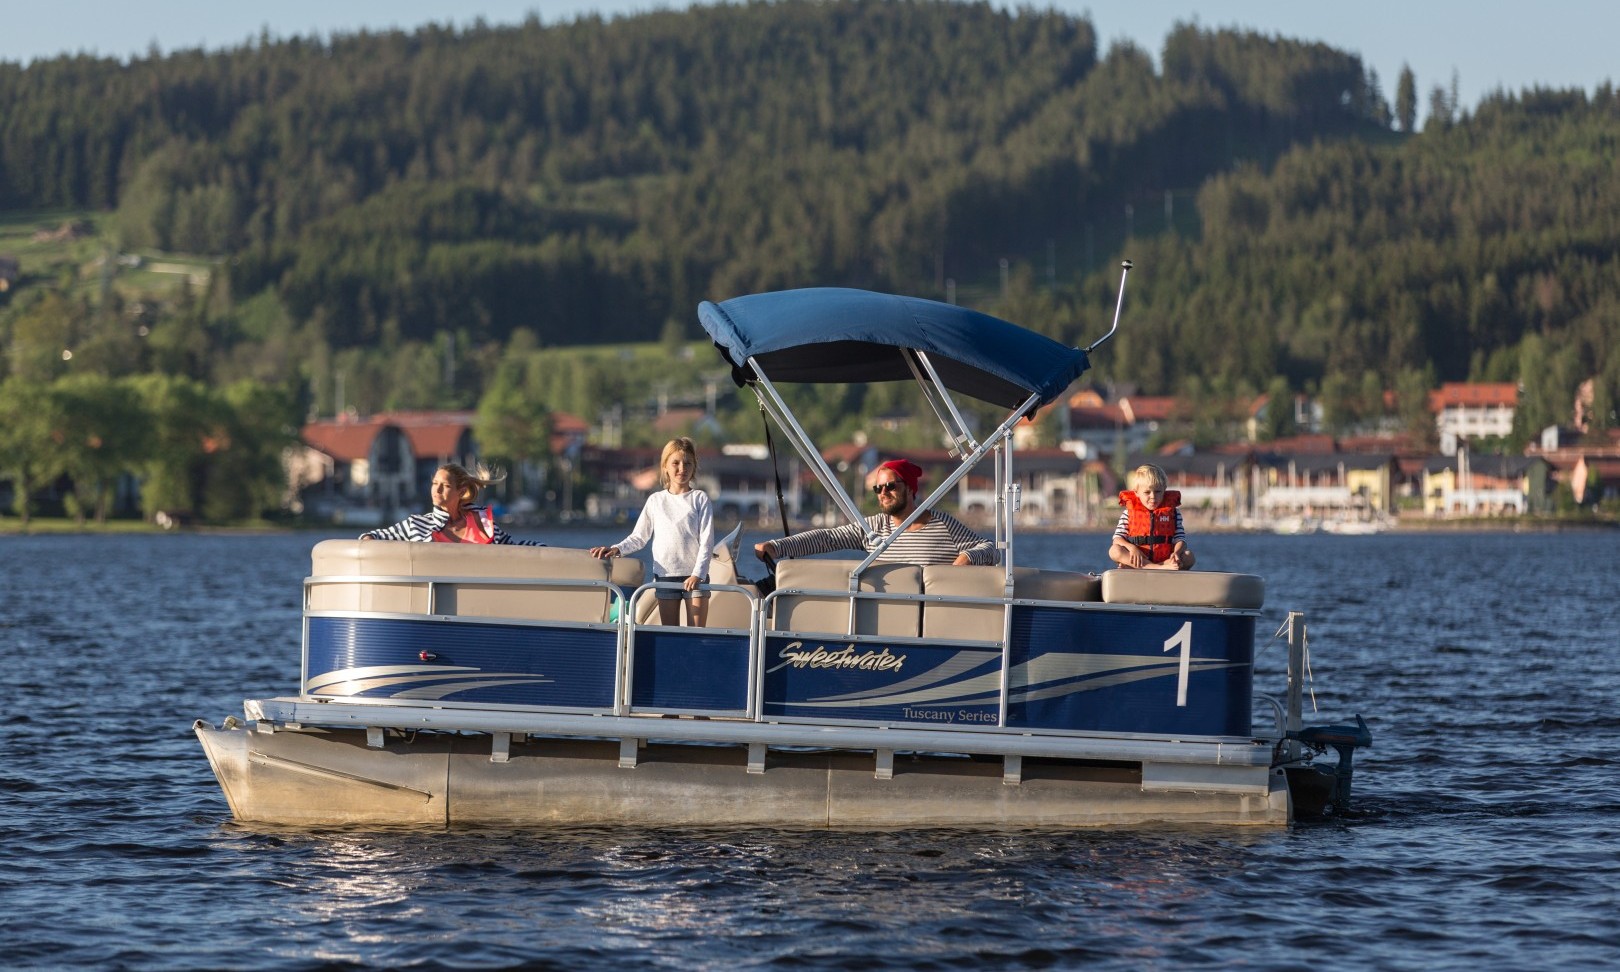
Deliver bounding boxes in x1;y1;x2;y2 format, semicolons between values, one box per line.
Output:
305;616;617;709
629;628;751;710
1006;606;1253;736
759;633;1002;727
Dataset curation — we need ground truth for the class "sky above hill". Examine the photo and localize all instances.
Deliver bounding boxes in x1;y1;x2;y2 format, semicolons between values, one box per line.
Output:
3;0;1612;122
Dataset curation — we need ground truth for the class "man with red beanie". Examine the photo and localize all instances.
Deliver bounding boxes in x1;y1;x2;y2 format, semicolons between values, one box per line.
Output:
754;457;994;566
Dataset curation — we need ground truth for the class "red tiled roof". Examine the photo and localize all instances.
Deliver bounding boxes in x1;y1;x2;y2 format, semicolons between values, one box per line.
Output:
1428;382;1517;411
1119;396;1178;422
301;419;389;462
1338;433;1428;456
303;409;503;463
376;410;475;458
1068;404;1128;428
1262;434;1338;454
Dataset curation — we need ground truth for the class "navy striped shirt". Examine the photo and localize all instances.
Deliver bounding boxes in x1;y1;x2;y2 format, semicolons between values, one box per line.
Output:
772;511;996;565
360;506;543;545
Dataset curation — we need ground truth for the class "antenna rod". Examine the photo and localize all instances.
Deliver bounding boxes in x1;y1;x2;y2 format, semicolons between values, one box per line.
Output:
1083;260;1133;354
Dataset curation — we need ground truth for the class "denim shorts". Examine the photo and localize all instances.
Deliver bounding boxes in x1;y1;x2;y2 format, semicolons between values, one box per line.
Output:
654;574;706;601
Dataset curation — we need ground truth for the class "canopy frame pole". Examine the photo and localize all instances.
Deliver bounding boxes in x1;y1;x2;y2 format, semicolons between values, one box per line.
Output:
854;391;1042;576
904;349;979;456
1083;260;1134;354
993;441;1006;555
747;362;870;536
1001;437;1016;595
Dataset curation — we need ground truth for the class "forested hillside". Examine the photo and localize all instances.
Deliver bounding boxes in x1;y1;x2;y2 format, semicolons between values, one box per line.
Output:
1105;89;1620;440
1;0;1617;494
1;2;1384;399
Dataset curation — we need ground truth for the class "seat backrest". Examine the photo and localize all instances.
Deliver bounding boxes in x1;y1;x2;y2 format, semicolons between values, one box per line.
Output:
1011;567;1103;603
920;564;1006;641
630;527;757;629
771;559;921;637
1100;569;1265;609
608;556;646;590
308;539;618;622
919;566;1104;641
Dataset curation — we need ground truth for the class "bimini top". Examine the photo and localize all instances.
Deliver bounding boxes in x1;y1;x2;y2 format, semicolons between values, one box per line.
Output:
698;288;1090;410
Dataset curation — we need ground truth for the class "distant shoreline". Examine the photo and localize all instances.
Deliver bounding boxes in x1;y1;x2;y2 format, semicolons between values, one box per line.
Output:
4;516;1616;537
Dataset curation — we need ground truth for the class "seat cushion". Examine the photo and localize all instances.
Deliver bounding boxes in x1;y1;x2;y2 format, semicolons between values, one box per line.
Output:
1100;570;1264;609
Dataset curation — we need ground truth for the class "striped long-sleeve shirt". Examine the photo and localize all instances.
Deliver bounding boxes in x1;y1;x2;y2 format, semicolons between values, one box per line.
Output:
771;511;996;565
360;506;543;545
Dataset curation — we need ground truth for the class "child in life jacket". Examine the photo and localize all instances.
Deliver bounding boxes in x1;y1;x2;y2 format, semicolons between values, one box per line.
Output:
1109;463;1195;570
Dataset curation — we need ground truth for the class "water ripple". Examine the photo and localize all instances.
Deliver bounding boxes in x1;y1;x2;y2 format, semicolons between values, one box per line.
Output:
2;530;1619;968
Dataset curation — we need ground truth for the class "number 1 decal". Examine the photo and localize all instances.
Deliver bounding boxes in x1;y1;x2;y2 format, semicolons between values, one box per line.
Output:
1162;621;1192;706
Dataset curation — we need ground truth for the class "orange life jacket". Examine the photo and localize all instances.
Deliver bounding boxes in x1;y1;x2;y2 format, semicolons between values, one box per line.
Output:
1118;489;1181;564
432;508;495;544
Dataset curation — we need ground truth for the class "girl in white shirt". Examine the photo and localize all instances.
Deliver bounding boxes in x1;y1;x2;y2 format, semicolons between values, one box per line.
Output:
591;436;715;626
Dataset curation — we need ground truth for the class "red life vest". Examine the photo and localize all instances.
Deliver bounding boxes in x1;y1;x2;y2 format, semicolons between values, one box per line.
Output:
432;509;495;544
1118;489;1181;564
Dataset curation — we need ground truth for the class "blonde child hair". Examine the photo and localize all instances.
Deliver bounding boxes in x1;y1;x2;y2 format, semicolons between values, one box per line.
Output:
658;437;698;487
439;462;505;506
1130;463;1168;490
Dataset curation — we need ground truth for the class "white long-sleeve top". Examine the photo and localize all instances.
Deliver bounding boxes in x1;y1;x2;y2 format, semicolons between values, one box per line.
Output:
612;488;714;579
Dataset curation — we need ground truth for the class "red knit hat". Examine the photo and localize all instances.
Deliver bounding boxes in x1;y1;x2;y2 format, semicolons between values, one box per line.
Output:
876;459;922;493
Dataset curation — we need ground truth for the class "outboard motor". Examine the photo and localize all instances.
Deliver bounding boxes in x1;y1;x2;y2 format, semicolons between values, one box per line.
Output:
1285;715;1372;816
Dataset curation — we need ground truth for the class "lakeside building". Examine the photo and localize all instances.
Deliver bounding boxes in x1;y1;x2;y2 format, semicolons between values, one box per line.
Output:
275;382;1594;529
1420;452;1551;516
290;410;581;523
1527;426;1620;507
584;444;808;527
1431;382;1518;455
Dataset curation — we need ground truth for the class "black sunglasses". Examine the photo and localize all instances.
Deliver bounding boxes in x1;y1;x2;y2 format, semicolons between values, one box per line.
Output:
872;481;905;495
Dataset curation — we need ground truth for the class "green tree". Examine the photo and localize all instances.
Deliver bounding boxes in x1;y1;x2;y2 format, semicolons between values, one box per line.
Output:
201;380;302;521
474;359;553;501
0;381;65;525
1395;65;1417;132
1317;371;1357;436
1425;83;1455;132
52;374;151;524
1256;377;1295;441
1394;365;1438;448
128;374;220;519
5;292;83;383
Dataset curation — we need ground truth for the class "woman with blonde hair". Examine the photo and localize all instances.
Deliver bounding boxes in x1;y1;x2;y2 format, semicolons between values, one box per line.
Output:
361;463;542;545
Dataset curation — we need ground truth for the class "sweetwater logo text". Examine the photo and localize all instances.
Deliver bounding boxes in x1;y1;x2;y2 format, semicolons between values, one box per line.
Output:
766;641;907;673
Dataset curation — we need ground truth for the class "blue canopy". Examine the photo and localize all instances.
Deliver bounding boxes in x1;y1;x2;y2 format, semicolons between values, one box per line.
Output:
697;288;1090;410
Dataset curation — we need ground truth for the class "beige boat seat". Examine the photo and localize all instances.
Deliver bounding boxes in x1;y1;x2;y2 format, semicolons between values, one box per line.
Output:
771;558;922;638
920;565;1103;642
630;529;760;629
1100;569;1265;610
308;539;636;623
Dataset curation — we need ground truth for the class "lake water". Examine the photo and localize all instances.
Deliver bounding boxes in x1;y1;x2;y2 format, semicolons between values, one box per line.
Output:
3;527;1618;970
